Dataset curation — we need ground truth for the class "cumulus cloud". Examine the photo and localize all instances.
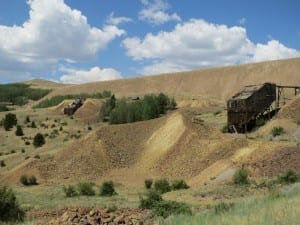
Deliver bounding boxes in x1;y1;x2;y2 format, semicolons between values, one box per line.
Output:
0;0;124;81
59;66;122;84
106;12;133;25
123;19;300;75
139;0;181;25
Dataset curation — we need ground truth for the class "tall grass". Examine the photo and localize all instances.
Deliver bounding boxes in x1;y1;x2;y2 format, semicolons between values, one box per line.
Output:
156;183;300;225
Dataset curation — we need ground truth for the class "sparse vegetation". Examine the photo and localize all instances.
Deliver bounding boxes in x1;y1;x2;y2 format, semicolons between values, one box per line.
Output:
99;181;117;196
0;186;25;222
154;179;171;194
233;168;250;185
171;180;189;190
63;185;78;197
271;126;285;137
77;182;95;196
34;91;111;108
278;169;299;184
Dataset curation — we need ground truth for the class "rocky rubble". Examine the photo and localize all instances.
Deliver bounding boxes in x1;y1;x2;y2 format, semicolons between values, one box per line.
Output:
39;208;152;225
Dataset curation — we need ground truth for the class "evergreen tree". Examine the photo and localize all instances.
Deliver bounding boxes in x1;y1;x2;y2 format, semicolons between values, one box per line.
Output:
3;113;17;131
33;133;45;147
15;125;24;136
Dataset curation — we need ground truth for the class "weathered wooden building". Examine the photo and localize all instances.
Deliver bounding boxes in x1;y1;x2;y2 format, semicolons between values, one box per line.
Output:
227;82;276;133
64;98;84;116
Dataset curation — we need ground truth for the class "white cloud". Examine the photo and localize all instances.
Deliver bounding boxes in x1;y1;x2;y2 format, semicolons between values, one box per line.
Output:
123;19;300;75
60;66;122;84
250;40;300;62
139;0;181;25
106;12;132;25
0;0;124;81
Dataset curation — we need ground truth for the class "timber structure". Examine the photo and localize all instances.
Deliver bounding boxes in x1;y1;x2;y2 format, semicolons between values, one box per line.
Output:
227;83;300;133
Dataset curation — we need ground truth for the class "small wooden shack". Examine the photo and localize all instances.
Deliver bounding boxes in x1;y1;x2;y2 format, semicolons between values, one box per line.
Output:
227;82;276;133
64;98;84;116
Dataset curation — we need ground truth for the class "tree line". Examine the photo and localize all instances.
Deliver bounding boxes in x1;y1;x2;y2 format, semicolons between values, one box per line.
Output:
101;93;177;124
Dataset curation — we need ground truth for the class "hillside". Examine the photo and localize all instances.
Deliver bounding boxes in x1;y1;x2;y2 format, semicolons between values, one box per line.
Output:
42;58;300;102
24;78;69;90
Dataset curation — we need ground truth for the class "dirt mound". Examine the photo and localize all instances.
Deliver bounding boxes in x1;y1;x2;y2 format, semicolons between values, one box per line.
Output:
277;94;300;122
74;99;104;123
244;147;300;177
42;58;300;102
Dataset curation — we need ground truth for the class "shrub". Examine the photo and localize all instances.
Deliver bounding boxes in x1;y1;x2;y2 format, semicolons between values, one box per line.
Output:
78;182;95;196
271;126;285;137
3;113;17;131
0;160;6;167
15;125;24;136
34;154;40;159
297;120;300;125
152;200;192;218
139;190;163;209
33;133;45;147
171;180;189;190
100;181;117;196
154;178;171;194
28;175;38;185
255;119;266;127
31;121;36;128
0;186;25;222
279;169;299;184
63;185;78;197
20;175;29;186
20;175;37;185
214;202;234;214
144;179;153;189
21;149;25;153
25;141;30;145
233;168;250;185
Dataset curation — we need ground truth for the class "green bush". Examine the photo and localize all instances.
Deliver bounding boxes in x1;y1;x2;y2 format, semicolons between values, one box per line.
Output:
77;182;95;196
139;190;163;209
233;168;250;185
152;200;192;218
31;121;36;128
99;181;117;196
171;180;189;190
33;133;45;147
63;185;78;197
0;186;25;222
271;126;285;137
15;125;24;136
154;179;171;194
279;169;299;184
145;179;153;189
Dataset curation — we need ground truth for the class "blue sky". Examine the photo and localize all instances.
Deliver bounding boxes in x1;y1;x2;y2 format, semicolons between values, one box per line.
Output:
0;0;299;84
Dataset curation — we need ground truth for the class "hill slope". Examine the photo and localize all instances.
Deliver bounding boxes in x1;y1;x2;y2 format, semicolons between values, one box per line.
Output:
43;58;300;101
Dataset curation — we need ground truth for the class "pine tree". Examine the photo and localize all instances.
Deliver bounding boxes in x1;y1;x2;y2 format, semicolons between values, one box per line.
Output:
15;125;24;136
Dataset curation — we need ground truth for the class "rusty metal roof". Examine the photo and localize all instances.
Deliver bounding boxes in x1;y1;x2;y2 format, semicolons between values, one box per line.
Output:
231;84;264;100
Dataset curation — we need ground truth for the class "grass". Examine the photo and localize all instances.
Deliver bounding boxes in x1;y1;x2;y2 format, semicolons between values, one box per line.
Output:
156;183;300;225
14;184;142;210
